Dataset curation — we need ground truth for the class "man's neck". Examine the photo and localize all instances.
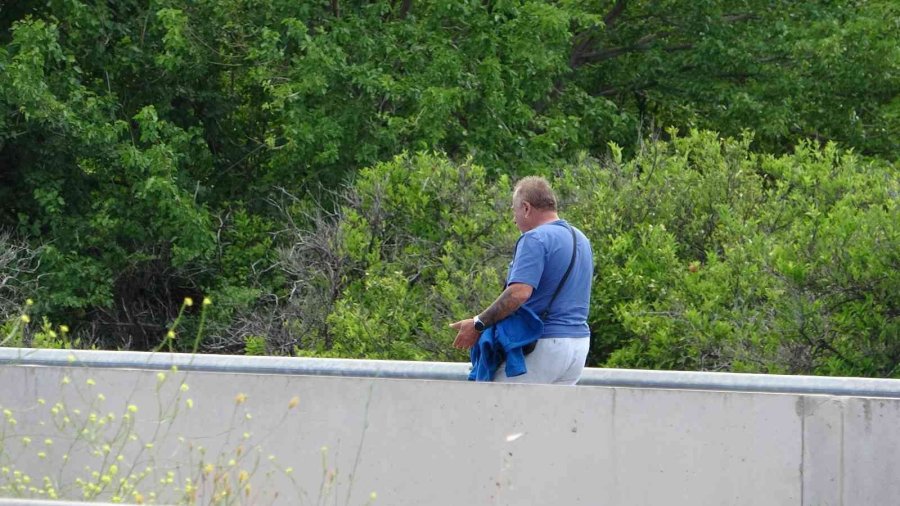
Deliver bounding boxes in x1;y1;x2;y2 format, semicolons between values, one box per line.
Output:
533;212;560;228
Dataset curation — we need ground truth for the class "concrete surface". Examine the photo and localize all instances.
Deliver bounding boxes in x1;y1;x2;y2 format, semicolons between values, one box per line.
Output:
0;356;898;505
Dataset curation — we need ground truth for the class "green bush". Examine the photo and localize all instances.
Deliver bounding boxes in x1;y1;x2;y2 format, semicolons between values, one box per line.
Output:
2;1;897;358
278;131;898;377
284;153;515;361
562;131;899;375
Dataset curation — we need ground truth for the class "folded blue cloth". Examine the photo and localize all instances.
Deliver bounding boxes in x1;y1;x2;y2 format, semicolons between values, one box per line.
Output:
468;306;544;381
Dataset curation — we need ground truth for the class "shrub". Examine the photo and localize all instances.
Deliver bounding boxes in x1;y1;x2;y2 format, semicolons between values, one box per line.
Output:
562;131;899;375
280;153;515;360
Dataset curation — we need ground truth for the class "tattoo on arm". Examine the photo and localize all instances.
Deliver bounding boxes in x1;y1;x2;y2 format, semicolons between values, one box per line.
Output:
479;287;526;327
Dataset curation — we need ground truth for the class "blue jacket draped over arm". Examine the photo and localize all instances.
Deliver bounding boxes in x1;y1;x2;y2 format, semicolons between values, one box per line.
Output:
468;307;544;381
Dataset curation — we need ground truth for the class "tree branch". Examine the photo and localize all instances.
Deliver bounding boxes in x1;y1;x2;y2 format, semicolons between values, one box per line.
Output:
721;13;756;23
604;0;628;29
574;34;690;67
399;0;412;19
571;10;752;70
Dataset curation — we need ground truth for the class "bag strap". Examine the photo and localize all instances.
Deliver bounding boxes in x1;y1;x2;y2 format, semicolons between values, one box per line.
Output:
541;223;577;321
509;223;578;322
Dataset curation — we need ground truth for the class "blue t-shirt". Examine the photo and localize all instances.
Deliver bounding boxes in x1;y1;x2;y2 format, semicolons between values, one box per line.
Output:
506;220;593;338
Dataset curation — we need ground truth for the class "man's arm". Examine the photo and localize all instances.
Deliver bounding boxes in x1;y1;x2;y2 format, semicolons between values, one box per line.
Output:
479;282;533;326
450;283;534;349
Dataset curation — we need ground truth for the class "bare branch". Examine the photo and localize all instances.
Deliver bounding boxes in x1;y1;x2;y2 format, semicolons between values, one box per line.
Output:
0;232;39;320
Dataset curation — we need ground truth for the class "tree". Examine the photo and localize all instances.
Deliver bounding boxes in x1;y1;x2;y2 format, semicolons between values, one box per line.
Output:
566;0;899;158
0;0;896;356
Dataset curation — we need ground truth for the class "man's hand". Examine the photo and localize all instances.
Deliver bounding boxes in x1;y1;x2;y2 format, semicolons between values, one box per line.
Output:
449;318;480;349
450;284;533;350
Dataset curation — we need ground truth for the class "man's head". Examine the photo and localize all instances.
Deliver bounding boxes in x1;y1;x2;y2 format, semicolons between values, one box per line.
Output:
512;176;559;232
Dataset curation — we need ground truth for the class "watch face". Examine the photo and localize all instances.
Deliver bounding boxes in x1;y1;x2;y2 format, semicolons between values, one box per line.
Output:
474;319;485;331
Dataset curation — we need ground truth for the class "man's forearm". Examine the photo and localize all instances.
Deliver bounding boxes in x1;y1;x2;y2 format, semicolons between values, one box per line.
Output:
479;285;531;327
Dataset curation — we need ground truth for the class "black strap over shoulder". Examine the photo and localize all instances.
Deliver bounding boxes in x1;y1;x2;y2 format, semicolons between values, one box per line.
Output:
541;223;578;321
509;222;579;322
513;223;578;356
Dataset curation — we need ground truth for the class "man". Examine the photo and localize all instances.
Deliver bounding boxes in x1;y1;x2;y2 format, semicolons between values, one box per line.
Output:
450;176;593;385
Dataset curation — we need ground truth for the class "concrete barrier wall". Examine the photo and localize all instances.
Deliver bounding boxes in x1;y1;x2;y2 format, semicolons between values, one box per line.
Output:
1;352;899;505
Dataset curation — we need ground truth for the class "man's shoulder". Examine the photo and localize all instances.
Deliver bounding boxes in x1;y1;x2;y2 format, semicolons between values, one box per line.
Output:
530;220;565;234
530;220;582;240
521;226;551;243
531;221;592;253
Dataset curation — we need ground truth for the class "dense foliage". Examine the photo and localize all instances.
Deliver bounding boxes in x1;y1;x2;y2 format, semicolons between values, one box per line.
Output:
271;135;898;376
562;132;898;376
0;1;897;375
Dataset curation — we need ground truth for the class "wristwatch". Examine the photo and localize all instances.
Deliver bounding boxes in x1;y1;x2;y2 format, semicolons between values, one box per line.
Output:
473;315;486;333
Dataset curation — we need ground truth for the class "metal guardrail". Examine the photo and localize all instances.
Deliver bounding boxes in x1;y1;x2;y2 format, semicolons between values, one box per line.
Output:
3;347;900;398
